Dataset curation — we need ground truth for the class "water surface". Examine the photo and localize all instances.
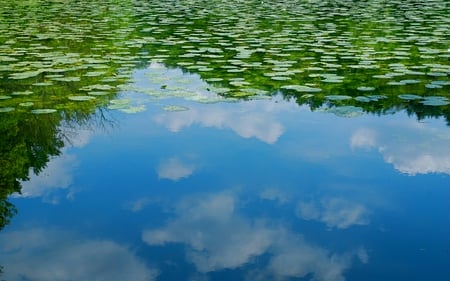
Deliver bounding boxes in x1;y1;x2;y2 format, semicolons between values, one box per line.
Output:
0;0;449;280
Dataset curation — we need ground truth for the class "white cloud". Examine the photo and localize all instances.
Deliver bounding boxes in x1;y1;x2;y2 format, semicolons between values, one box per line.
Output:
154;100;287;144
156;157;195;180
142;192;363;280
268;231;352;281
18;153;78;201
0;228;158;281
350;128;377;149
259;188;288;204
297;198;370;229
143;193;274;272
350;122;450;175
125;197;155;212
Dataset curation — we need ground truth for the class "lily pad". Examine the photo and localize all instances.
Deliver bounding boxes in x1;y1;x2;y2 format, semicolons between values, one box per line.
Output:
88;91;110;96
355;96;372;102
69;96;96;101
11;91;33;96
326;95;352;101
31;109;57;114
398;94;423;100
19;102;34;107
280;85;322;92
119;105;146;114
357;86;375;91
0;107;15;113
327;106;364;118
162;105;190;112
420;96;449;106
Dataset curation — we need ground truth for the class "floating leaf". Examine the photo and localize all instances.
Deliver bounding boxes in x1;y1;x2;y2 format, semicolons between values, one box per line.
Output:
357;86;375;91
0;107;15;113
399;79;421;84
398;94;423;100
51;76;81;82
31;109;57;114
420;96;449;106
162;105;189;112
281;85;322;92
19;102;34;107
68;96;96;101
11;91;33;96
119;105;146;114
326;95;352;101
355;96;372;102
326;106;363;118
88;91;110;96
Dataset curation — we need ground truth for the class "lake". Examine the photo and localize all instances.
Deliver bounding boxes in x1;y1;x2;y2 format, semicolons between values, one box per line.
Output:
0;0;449;280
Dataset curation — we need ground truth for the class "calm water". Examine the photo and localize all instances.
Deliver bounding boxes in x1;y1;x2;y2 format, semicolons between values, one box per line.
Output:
0;1;449;280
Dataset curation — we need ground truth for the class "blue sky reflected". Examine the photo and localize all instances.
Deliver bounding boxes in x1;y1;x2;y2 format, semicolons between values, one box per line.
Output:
2;64;450;281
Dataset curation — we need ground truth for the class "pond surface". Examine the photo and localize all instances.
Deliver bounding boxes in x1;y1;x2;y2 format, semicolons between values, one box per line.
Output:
0;1;449;280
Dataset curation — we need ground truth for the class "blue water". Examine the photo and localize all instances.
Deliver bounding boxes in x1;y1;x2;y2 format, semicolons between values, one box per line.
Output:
1;84;449;280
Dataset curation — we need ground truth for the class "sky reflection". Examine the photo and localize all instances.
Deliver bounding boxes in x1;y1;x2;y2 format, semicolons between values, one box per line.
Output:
142;191;366;281
0;228;158;281
2;90;450;280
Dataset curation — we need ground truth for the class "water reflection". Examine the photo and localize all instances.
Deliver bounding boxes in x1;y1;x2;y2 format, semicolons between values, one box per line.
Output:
296;198;370;229
350;120;450;175
154;101;287;144
1;97;449;280
18;153;78;203
142;191;366;281
0;228;158;281
156;157;196;181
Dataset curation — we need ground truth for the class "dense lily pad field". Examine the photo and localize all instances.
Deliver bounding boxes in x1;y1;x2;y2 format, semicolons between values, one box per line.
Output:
0;0;448;119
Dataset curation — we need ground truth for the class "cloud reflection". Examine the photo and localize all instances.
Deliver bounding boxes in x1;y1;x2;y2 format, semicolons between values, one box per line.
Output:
142;192;364;280
0;228;158;281
154;101;287;144
18;153;78;202
296;198;370;229
351;122;450;175
156;157;196;180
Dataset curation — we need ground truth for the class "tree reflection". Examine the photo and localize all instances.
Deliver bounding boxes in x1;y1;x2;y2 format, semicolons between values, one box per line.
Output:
0;113;61;229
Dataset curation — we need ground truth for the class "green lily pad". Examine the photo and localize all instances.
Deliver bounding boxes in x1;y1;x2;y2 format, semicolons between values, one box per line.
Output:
420;96;449;106
162;105;190;112
88;91;110;96
355;96;372;102
33;82;53;86
430;80;450;86
51;76;81;82
280;85;322;92
327;106;364;118
0;107;15;113
68;96;96;101
357;86;375;91
11;91;33;96
368;95;387;101
19;102;34;107
107;99;131;109
398;94;423;100
425;83;442;89
119;105;146;114
31;109;57;114
10;70;42;79
0;95;12;100
326;95;352;101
